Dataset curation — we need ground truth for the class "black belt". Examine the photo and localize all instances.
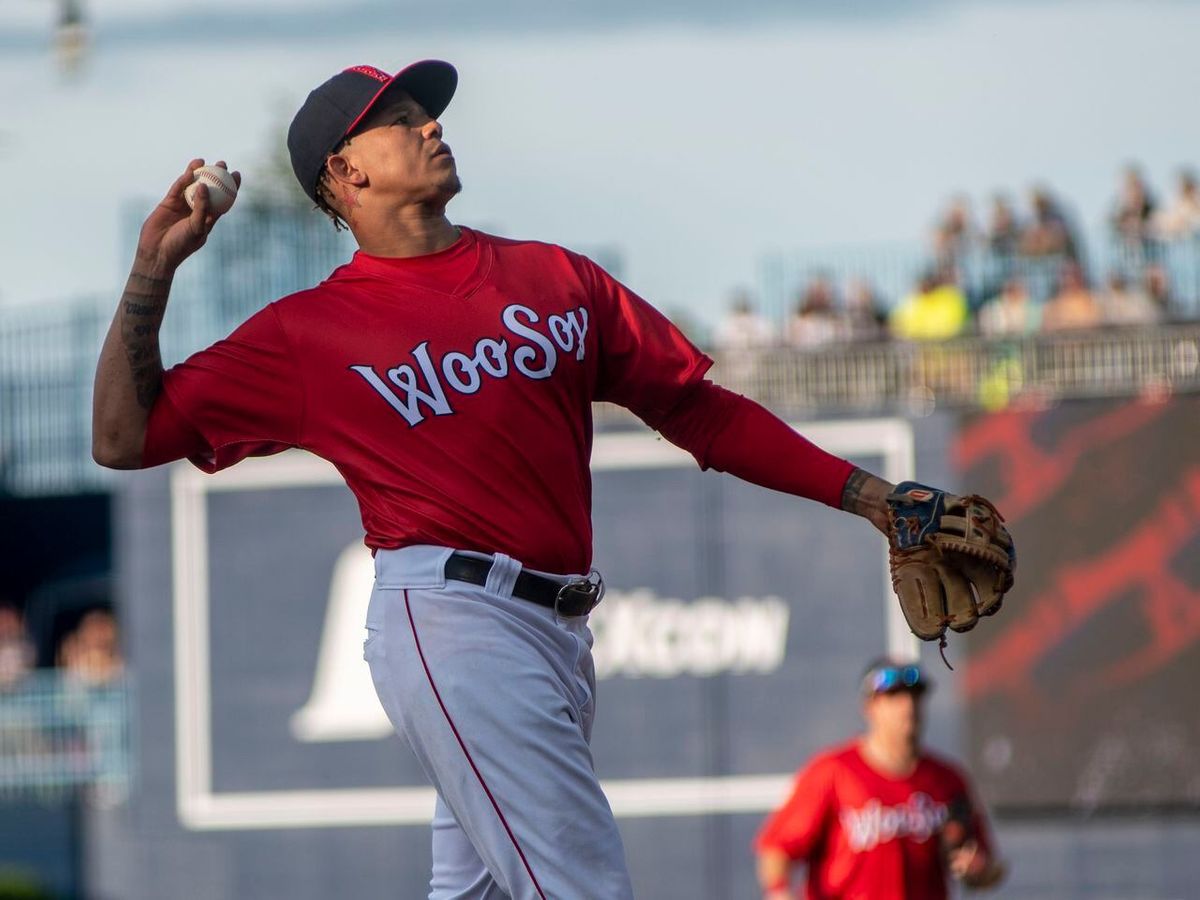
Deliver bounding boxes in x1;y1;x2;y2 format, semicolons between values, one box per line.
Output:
444;552;603;617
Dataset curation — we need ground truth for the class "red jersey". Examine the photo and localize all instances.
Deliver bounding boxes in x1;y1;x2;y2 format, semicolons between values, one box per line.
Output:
145;227;853;573
144;228;712;572
755;742;994;900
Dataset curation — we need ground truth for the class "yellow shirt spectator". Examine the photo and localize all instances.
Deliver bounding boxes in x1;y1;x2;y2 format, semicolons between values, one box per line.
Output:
889;280;969;341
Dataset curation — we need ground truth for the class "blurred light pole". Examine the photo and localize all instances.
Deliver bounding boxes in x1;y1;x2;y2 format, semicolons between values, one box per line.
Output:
55;0;89;77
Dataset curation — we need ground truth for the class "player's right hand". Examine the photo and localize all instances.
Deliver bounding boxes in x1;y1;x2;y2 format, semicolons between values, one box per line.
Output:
136;159;241;272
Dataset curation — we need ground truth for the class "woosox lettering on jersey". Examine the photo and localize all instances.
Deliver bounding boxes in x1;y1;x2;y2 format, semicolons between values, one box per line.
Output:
839;793;950;852
349;303;590;426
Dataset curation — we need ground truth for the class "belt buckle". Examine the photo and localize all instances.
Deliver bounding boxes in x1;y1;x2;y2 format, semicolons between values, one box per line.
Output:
553;570;604;617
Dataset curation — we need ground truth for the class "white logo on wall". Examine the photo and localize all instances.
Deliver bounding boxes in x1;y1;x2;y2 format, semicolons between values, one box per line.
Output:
290;544;792;743
589;588;789;679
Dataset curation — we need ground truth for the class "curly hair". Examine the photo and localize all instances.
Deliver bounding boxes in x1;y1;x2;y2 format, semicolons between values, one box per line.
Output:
314;136;351;231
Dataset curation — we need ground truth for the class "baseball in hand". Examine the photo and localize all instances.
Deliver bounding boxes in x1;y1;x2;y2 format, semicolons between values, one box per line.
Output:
184;164;238;215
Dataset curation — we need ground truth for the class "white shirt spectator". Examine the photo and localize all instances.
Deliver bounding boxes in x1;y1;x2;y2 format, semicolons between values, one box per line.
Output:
1155;170;1200;239
1100;274;1162;326
978;279;1040;338
713;296;776;351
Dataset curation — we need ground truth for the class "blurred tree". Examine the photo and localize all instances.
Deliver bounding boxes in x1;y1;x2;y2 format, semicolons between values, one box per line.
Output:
0;869;55;900
242;93;318;213
664;306;709;348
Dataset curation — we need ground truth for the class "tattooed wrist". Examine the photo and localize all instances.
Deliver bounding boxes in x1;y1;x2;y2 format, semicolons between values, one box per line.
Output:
841;468;895;536
840;468;873;515
132;248;179;280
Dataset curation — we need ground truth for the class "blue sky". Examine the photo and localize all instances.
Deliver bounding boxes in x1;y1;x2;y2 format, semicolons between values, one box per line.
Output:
2;1;1197;328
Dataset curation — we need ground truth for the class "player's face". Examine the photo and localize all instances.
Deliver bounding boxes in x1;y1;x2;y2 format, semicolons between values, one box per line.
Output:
864;688;923;745
341;91;462;207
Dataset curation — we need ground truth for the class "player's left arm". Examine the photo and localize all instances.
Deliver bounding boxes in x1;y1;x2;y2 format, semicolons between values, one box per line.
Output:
653;381;895;534
839;466;893;535
950;844;1006;890
944;776;1007;889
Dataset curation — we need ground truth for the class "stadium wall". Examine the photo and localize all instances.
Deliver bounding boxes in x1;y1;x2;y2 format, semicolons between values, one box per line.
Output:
84;400;1200;900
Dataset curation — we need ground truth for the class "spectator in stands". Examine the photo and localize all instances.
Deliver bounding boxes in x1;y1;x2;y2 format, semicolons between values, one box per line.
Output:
1099;271;1162;327
889;269;969;342
0;601;34;690
1142;263;1174;319
932;194;975;265
1110;164;1157;248
713;289;776;352
978;277;1040;338
843;278;887;343
985;194;1022;258
1154;168;1200;239
1041;261;1102;331
57;609;124;687
1020;187;1080;261
785;275;844;349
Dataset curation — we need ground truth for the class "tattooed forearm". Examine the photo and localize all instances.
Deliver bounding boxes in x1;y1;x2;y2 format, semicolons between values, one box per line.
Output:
841;467;895;536
123;300;160;317
840;467;872;515
118;269;173;410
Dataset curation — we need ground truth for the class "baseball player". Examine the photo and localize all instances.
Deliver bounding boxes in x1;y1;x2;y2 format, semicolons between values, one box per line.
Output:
755;658;1006;899
92;60;916;899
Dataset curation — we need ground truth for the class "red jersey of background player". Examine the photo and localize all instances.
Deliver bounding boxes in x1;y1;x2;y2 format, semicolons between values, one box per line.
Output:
143;226;852;573
756;741;995;900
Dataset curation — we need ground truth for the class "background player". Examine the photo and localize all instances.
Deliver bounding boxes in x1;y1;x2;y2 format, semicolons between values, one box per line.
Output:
90;60;979;899
755;657;1006;899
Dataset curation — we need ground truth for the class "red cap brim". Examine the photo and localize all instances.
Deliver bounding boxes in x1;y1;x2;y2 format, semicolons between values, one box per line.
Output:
342;59;457;138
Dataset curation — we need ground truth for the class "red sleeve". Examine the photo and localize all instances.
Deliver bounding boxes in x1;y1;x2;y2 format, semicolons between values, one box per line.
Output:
970;802;996;861
960;777;997;859
141;304;302;472
756;756;837;861
142;388;209;468
581;257;713;423
655;381;855;509
940;762;997;859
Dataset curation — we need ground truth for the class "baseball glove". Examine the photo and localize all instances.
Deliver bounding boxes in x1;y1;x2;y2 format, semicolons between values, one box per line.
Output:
886;481;1015;661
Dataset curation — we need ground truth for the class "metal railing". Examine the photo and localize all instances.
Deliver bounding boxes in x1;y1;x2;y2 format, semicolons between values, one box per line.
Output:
0;671;132;802
706;326;1200;418
4;309;1200;495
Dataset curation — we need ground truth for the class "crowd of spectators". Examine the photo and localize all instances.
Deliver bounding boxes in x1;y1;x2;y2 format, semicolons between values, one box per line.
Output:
0;599;124;693
715;165;1200;353
0;596;127;826
0;602;35;690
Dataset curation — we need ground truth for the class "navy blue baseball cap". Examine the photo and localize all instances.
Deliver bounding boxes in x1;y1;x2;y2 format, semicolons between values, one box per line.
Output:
287;60;458;204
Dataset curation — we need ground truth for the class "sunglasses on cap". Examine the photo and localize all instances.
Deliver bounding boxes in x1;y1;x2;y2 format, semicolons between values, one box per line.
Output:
864;665;926;695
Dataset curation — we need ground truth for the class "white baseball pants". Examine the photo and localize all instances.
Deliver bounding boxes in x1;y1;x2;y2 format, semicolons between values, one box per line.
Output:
363;545;634;900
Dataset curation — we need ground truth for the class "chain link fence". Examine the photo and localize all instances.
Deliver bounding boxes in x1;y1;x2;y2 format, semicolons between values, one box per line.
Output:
709;326;1200;417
